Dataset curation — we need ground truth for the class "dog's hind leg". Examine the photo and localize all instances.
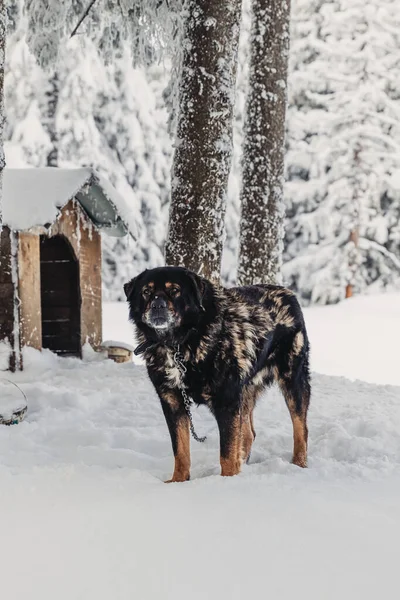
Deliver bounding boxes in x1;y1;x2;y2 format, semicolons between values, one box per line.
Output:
241;412;254;464
279;350;311;468
240;386;261;463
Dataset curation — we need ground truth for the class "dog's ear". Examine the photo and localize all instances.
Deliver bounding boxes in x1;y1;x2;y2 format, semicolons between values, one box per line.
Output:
124;278;136;300
187;271;207;312
124;269;148;300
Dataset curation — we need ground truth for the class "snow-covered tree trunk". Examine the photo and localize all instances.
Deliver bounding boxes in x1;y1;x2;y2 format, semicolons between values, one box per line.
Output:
165;0;241;282
0;0;6;226
42;71;59;166
237;0;290;286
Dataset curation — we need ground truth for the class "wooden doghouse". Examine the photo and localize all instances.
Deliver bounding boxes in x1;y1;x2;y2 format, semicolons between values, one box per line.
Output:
0;168;133;370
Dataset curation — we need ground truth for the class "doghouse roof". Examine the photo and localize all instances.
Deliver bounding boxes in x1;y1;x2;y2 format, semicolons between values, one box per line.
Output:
2;167;136;238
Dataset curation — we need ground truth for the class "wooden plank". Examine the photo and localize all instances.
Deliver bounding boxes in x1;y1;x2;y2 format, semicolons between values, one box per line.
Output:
49;200;79;259
0;283;14;342
0;229;22;370
0;304;13;319
18;233;42;350
40;230;81;357
79;220;102;349
0;227;12;283
41;306;72;321
40;261;77;291
42;337;80;354
41;290;76;306
0;282;14;300
42;319;79;337
40;233;78;261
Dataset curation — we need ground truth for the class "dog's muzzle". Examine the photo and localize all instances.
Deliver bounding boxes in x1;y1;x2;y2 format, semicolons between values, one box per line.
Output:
146;295;172;330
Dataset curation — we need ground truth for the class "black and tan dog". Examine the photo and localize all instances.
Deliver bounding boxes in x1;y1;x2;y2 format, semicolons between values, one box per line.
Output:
124;266;310;482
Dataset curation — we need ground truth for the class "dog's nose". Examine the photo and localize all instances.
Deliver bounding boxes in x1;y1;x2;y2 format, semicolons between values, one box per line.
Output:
151;295;167;311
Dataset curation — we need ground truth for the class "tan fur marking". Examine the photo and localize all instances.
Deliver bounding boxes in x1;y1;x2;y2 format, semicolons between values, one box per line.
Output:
163;392;180;411
251;365;269;386
276;304;295;328
241;415;254;463
293;331;304;355
291;415;308;468
165;282;181;296
240;386;261;461
250;409;256;440
163;348;182;387
220;414;242;477
166;415;191;483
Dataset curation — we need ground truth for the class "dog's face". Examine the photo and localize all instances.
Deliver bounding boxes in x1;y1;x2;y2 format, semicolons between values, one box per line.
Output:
124;267;206;336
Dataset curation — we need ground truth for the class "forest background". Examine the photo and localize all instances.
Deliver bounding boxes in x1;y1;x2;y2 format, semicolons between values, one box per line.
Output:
4;0;400;305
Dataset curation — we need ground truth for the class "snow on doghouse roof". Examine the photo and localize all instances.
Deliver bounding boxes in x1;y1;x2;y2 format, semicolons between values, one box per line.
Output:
2;167;137;238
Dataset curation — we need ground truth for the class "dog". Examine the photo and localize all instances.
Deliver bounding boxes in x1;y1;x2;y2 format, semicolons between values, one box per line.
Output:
124;266;310;482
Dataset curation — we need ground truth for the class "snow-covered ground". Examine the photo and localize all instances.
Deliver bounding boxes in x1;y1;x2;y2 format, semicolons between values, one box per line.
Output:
1;293;400;600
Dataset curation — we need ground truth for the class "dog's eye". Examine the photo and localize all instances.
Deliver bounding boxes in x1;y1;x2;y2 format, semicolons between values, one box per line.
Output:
142;288;151;299
169;287;180;298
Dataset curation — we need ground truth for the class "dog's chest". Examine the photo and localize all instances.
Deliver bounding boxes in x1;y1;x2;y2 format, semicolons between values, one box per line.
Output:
159;348;183;388
156;347;211;406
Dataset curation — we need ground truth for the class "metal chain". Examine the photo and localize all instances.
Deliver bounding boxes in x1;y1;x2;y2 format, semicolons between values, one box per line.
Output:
0;378;28;425
173;348;207;443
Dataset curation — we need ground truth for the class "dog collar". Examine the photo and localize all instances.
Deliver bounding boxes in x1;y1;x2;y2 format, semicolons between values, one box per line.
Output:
133;340;155;356
134;339;182;357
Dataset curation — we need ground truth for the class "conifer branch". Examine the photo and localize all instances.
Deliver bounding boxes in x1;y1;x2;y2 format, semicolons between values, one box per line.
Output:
70;0;98;38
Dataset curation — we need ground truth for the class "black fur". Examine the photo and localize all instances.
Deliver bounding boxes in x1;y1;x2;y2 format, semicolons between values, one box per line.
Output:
125;266;311;481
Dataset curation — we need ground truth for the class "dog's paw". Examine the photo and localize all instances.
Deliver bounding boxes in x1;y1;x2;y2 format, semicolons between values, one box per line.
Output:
164;474;190;483
292;454;307;468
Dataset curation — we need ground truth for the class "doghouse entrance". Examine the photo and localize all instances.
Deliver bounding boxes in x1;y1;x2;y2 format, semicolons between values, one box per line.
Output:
40;235;81;356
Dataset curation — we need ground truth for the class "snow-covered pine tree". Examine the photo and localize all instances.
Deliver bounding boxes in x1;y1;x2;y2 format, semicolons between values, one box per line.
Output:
0;0;6;223
237;0;290;286
5;6;171;301
283;0;400;304
165;0;241;282
42;71;59;166
25;0;243;282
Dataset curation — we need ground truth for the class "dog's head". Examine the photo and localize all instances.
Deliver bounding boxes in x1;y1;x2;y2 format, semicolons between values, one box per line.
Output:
124;266;211;338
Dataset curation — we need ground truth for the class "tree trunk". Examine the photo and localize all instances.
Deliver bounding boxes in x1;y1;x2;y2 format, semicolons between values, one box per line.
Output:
42;71;59;167
345;144;362;299
345;229;359;298
238;0;291;286
0;0;6;226
165;0;241;282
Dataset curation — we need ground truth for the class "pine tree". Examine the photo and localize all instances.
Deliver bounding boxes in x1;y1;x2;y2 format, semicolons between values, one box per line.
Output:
0;0;6;223
284;0;400;304
5;11;171;301
238;0;290;286
42;71;59;166
25;0;242;282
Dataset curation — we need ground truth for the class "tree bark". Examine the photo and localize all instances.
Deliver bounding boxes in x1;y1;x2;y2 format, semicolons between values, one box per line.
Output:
42;71;59;167
345;143;362;299
238;0;291;286
0;0;6;227
165;0;241;282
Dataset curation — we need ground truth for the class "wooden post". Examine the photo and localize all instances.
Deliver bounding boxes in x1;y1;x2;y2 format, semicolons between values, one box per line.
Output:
18;233;42;349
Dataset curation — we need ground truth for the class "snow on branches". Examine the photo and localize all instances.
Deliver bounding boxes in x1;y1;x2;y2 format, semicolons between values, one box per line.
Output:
25;0;183;68
283;0;400;304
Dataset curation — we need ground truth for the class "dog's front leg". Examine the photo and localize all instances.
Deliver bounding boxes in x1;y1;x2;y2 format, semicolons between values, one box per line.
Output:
215;405;242;477
160;393;191;483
